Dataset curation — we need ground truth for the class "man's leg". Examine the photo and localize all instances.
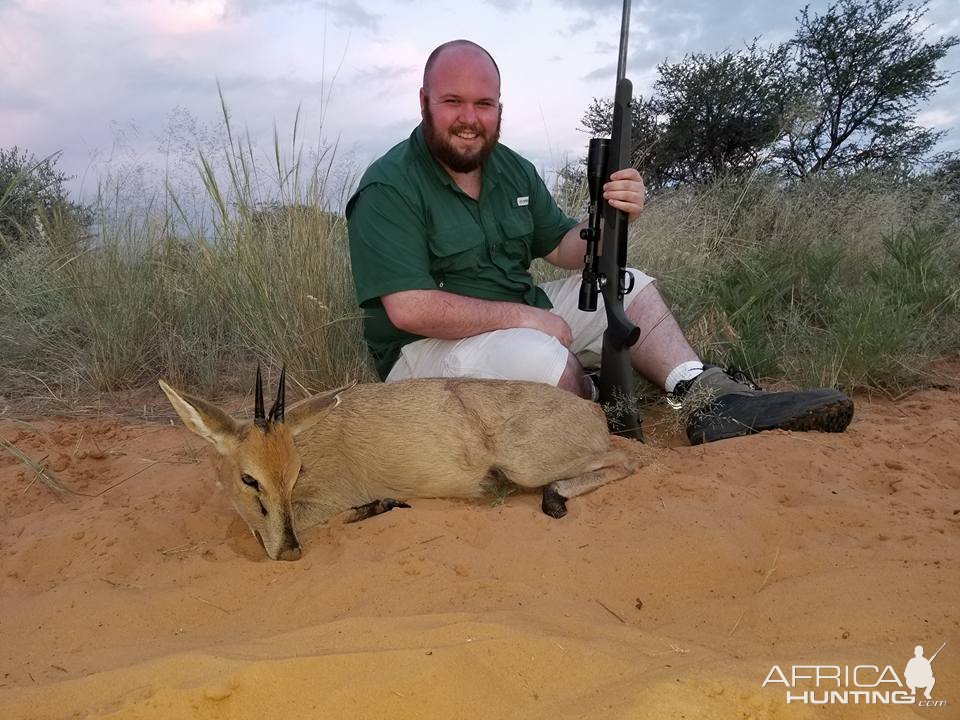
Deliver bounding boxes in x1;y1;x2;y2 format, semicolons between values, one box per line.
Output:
544;271;854;444
558;351;595;399
620;280;853;444
543;270;702;391
624;282;701;390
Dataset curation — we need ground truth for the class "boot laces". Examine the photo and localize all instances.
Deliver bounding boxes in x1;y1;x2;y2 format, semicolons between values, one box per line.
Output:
724;365;762;391
668;364;762;409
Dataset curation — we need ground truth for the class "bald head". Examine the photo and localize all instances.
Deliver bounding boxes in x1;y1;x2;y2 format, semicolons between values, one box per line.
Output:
423;40;501;94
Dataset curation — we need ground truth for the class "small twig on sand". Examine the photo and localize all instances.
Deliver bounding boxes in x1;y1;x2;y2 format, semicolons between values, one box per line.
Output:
595;599;626;624
21;456;49;494
101;578;145;590
71;431;85;459
84;461;160;498
652;644;690;656
160;541;206;556
190;595;232;614
730;545;782;637
10;419;43;434
756;545;781;594
729;611;745;637
2;439;68;498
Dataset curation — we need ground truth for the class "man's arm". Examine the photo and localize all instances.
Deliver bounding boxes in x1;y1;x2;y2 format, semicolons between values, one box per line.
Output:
542;168;646;270
542;219;589;270
382;290;573;348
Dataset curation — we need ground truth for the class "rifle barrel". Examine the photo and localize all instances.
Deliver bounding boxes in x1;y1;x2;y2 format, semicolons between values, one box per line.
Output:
616;0;631;83
929;641;947;663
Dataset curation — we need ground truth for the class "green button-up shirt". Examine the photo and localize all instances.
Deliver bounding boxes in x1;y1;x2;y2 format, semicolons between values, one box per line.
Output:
346;124;578;379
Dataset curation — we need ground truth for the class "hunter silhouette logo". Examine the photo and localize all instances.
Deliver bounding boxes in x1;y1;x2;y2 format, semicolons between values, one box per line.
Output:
905;643;945;700
762;642;948;706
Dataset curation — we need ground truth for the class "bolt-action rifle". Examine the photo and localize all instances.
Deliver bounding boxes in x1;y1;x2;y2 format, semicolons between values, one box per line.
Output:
579;0;643;440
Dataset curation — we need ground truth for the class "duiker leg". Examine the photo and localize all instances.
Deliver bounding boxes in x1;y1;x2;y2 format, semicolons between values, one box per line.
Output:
345;498;412;523
540;451;637;518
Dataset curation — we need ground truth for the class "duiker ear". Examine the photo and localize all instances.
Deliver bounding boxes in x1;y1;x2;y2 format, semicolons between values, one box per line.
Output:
159;379;243;455
285;382;356;437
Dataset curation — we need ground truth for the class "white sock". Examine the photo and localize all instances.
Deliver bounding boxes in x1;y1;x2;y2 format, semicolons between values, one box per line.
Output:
664;361;704;393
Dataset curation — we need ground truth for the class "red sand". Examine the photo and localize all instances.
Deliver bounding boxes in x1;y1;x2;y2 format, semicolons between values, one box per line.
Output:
1;386;958;719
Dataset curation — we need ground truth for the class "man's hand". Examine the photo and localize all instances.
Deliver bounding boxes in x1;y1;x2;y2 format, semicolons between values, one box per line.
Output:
544;167;645;269
603;168;646;223
524;307;573;348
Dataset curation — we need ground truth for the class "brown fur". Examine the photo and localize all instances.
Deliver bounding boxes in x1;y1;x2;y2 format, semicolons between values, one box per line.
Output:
159;377;640;561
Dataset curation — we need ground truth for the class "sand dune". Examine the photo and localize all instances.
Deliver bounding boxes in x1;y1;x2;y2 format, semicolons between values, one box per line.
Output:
1;386;958;719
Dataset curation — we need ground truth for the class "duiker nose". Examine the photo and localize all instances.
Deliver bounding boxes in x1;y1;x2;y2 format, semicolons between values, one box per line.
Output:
278;546;302;561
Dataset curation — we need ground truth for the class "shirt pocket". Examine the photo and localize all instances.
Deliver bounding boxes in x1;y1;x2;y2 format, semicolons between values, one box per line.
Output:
498;208;535;266
427;225;483;274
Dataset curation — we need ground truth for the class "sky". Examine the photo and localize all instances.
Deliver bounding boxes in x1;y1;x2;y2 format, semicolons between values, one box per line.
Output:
2;0;958;207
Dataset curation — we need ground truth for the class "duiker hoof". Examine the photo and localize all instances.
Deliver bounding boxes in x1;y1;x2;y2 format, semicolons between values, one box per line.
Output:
541;484;568;519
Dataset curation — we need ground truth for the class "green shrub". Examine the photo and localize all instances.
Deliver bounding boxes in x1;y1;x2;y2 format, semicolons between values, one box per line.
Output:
632;172;959;390
1;116;956;403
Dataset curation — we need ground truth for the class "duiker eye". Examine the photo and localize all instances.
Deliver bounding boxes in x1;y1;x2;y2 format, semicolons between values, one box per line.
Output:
241;474;260;491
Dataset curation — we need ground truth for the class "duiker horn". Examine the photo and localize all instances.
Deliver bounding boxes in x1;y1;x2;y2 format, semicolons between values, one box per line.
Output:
254;365;267;430
269;366;286;423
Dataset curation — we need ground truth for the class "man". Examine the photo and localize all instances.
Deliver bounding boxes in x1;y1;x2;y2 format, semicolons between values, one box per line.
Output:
346;39;853;444
904;645;940;700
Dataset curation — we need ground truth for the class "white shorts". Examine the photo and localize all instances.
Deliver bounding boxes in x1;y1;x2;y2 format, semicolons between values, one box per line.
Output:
385;269;654;385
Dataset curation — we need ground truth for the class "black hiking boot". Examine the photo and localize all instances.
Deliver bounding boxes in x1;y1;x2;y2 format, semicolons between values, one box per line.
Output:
674;365;854;445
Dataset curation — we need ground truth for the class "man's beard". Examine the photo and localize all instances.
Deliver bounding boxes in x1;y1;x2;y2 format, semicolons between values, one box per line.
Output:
422;102;502;173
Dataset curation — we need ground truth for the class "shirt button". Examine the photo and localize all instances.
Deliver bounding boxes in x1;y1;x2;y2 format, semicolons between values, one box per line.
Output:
438;281;445;288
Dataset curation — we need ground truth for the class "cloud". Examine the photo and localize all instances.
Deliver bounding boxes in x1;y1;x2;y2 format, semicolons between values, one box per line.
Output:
917;108;958;128
554;0;618;11
350;63;419;88
2;0;955;205
482;0;533;11
327;0;380;31
583;62;616;81
221;0;381;31
1;85;46;111
571;1;803;88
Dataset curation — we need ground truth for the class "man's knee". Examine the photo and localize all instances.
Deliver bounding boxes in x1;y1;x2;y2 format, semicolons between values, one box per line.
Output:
557;353;593;398
445;328;569;384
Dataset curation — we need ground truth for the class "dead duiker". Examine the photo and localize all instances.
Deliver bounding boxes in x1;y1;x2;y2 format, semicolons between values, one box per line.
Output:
160;369;639;560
